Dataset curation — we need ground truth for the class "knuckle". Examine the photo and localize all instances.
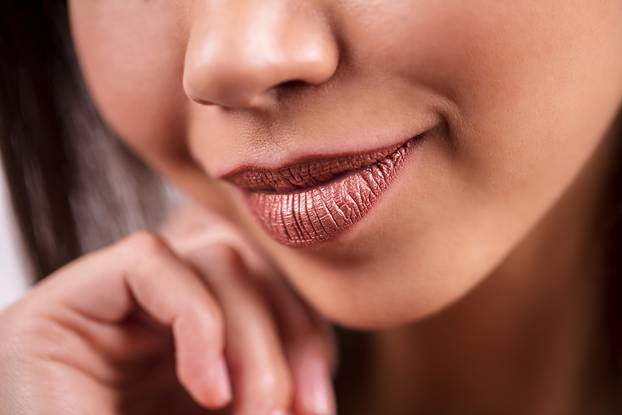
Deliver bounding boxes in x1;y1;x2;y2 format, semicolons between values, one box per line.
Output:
190;302;225;337
250;368;292;408
118;231;172;273
123;230;168;256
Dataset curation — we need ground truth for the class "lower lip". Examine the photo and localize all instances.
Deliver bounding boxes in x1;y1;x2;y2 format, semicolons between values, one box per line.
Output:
241;136;421;247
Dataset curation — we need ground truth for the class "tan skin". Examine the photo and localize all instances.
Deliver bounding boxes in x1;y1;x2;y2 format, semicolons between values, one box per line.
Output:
2;1;622;414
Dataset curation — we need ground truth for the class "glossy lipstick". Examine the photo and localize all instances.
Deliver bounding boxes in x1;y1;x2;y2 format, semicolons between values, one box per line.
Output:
225;135;422;246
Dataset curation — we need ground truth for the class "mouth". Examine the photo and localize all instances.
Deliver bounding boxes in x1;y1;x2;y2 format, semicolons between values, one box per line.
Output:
223;132;427;246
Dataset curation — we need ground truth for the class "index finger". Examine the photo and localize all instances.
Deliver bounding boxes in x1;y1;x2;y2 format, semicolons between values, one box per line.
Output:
24;231;232;409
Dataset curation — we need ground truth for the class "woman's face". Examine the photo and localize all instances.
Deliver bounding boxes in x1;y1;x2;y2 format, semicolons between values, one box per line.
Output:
69;1;622;329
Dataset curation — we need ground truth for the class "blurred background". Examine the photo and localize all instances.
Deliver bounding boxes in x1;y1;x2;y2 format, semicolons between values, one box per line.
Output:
0;157;33;308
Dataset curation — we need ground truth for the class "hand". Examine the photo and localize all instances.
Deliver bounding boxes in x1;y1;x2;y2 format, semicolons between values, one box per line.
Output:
0;206;336;415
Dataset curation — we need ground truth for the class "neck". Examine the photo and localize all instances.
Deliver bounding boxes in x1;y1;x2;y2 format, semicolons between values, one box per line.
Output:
365;123;620;415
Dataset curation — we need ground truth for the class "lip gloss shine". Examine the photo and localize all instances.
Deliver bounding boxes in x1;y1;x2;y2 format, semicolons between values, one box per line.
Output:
226;136;420;246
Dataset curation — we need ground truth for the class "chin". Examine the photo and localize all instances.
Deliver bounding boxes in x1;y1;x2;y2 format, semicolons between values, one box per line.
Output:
263;240;502;331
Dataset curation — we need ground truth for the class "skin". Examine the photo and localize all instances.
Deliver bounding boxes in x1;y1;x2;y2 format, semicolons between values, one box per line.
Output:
1;0;622;414
66;0;622;326
0;210;337;414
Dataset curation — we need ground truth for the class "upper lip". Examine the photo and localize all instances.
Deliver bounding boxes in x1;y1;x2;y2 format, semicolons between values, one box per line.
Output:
222;132;426;193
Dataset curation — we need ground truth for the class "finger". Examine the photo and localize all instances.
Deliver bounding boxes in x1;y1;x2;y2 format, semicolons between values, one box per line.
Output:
184;244;293;415
25;231;232;409
263;276;337;415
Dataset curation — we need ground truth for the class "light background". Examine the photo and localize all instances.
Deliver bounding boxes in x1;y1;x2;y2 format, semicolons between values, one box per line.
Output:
0;158;34;309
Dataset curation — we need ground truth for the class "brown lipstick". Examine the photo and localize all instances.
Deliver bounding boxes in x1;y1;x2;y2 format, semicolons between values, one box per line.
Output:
224;134;424;246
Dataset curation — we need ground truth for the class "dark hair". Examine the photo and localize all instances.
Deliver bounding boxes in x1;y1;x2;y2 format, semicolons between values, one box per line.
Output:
0;3;372;411
1;1;620;412
0;1;168;277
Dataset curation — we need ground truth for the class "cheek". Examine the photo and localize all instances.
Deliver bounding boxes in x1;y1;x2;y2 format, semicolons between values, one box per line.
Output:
347;0;622;228
68;1;192;173
269;1;622;327
348;0;622;173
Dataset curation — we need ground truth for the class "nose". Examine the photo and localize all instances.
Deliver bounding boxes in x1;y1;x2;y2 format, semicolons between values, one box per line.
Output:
183;1;340;109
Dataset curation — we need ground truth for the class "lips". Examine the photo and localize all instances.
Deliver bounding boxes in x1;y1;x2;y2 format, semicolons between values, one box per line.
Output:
224;134;423;246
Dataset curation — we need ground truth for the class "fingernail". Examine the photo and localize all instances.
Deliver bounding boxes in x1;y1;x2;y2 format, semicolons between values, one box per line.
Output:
211;355;232;403
300;359;336;415
270;410;290;415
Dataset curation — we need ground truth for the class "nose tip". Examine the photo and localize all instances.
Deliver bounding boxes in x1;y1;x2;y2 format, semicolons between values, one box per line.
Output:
182;3;339;109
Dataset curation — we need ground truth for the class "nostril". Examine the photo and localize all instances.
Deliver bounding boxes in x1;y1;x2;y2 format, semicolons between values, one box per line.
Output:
270;79;308;99
272;79;309;93
274;79;307;90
